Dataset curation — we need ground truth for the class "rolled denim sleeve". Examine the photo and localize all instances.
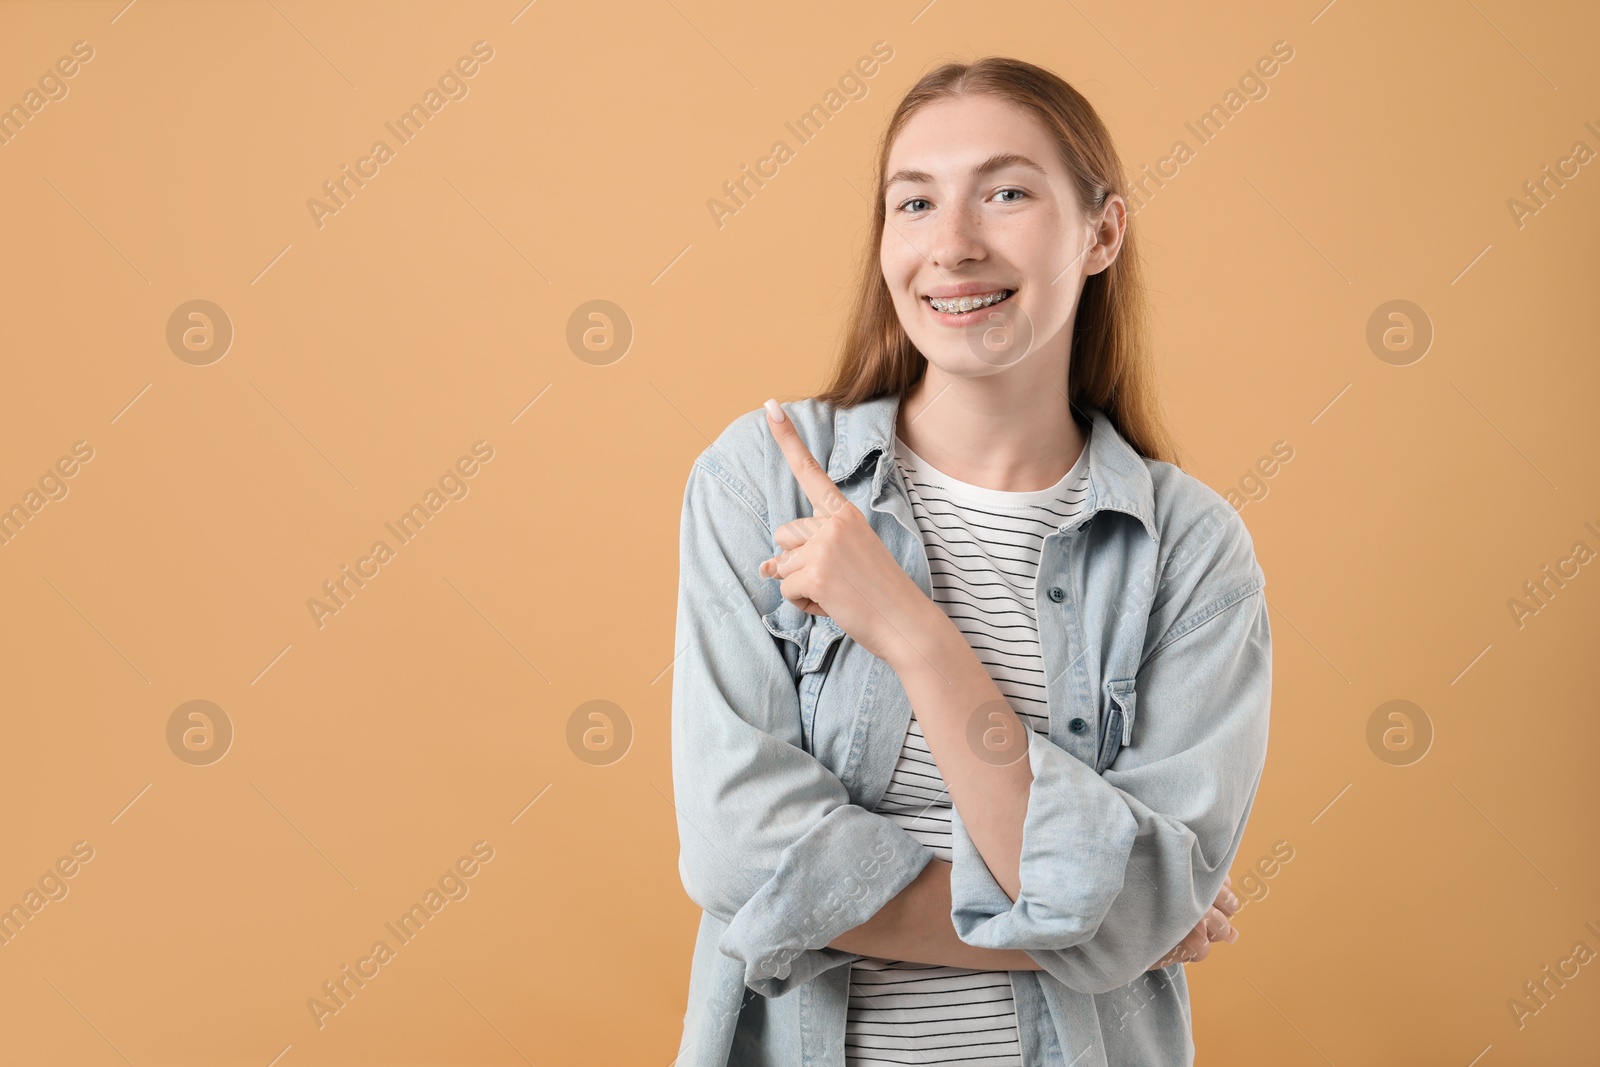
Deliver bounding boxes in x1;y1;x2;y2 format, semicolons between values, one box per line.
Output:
671;457;934;999
949;576;1271;995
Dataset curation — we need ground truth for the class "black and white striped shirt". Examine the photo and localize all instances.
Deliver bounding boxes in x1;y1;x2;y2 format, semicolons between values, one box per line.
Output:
844;429;1092;1067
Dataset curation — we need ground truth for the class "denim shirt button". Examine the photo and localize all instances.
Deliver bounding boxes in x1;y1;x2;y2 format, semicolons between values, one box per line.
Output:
1068;717;1088;734
1047;587;1065;603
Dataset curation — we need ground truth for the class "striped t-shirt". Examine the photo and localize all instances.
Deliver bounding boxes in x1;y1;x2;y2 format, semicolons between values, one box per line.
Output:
844;428;1092;1067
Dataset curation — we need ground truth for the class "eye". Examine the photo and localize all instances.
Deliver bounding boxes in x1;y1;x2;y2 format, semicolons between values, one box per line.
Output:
894;196;931;214
995;187;1028;203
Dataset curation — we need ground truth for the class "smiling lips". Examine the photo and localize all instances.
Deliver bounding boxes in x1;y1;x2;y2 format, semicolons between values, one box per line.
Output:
926;289;1014;315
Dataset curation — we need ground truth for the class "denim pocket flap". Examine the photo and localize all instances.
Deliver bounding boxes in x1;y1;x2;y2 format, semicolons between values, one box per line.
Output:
1108;677;1136;747
1097;677;1137;772
801;616;845;674
760;600;811;677
760;599;810;646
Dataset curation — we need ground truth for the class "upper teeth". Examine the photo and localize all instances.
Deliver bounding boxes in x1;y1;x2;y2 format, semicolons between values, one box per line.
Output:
929;290;1010;313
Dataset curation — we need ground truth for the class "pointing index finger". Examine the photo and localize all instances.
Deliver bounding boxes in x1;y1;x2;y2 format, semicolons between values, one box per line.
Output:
764;399;844;517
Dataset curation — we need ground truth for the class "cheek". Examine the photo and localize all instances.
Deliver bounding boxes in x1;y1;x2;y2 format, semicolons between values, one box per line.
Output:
984;219;1044;281
879;256;921;315
880;239;915;289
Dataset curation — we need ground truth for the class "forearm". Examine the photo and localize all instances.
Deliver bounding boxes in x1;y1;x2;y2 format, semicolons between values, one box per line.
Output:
883;592;1032;901
828;857;1042;971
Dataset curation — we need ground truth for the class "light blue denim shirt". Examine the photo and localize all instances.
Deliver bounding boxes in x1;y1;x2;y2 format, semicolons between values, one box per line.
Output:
670;391;1272;1066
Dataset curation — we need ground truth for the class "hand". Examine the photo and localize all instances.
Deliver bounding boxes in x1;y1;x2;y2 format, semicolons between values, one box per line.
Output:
1148;875;1241;970
757;399;926;665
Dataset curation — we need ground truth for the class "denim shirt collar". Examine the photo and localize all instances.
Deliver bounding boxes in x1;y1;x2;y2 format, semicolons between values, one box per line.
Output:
826;390;1159;542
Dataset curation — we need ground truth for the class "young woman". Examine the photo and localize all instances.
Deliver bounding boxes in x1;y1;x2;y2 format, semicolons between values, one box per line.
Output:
671;57;1272;1067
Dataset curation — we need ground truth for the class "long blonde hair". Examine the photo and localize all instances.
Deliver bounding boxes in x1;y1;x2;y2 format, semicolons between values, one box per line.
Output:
814;56;1183;468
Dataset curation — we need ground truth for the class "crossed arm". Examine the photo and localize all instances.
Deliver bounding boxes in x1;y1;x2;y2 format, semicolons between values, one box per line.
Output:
828;857;1240;972
816;562;1244;975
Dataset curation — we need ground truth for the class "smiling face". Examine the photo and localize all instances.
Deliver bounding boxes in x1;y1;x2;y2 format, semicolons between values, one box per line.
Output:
879;92;1123;379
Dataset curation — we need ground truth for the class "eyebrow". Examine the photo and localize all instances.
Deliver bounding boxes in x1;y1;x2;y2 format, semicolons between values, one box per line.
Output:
884;152;1047;190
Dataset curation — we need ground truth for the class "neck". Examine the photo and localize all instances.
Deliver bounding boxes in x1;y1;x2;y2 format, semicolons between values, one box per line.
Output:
894;369;1086;493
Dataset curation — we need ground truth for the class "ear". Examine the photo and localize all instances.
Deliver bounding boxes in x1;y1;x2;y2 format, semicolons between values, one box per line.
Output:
1088;194;1128;276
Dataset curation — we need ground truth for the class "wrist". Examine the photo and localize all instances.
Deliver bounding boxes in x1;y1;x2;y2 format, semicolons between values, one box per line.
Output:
881;582;960;675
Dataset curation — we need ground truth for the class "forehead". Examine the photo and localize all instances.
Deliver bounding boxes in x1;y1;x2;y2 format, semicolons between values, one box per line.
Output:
885;94;1061;179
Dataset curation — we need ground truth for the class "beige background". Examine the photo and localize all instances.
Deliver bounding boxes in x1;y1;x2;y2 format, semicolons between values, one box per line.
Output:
1;0;1596;1064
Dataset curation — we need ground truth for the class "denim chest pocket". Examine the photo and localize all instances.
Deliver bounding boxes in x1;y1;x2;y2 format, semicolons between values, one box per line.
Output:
760;600;811;677
760;604;846;753
1096;677;1137;773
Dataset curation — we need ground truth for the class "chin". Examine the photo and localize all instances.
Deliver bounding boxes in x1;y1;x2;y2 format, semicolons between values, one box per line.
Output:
915;349;1018;379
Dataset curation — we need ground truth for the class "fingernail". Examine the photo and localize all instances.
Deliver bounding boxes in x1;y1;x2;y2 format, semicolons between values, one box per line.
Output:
764;398;786;423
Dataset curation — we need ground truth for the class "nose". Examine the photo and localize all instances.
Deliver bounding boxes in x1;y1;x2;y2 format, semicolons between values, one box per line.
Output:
926;199;986;269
